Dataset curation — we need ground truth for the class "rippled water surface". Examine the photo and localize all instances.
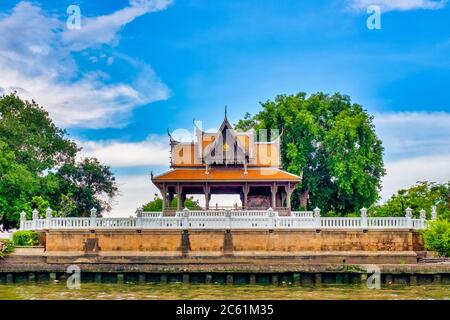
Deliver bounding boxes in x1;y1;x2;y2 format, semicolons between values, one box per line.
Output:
0;283;449;300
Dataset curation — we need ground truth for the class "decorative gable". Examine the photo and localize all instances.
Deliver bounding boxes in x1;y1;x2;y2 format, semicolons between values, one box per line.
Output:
203;117;247;166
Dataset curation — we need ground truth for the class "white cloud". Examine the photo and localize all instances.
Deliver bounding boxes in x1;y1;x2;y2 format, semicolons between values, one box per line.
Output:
348;0;447;12
373;112;450;200
79;135;170;167
62;0;172;51
0;1;172;128
374;111;450;161
381;154;450;201
107;174;160;217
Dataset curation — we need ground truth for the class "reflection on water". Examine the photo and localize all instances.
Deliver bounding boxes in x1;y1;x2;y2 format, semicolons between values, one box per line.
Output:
0;283;449;300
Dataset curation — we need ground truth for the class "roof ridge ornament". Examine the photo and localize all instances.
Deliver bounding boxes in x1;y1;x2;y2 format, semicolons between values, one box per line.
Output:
167;128;173;140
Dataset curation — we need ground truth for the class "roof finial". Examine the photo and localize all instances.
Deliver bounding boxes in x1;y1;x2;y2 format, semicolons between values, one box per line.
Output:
224;105;228;119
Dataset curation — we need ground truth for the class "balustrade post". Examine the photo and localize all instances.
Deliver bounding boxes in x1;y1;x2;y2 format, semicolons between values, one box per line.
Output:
431;206;437;220
136;207;143;229
267;207;275;229
20;211;26;230
32;209;39;230
90;207;97;229
45;207;53;229
405;207;413;229
314;207;321;230
226;209;232;230
420;209;426;229
360;207;368;230
182;207;190;230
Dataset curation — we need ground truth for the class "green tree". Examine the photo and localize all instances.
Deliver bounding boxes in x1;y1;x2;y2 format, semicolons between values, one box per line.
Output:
370;181;450;219
56;158;118;216
422;219;450;257
142;194;202;211
29;196;51;218
0;141;36;228
0;94;118;226
0;93;77;172
235;92;385;214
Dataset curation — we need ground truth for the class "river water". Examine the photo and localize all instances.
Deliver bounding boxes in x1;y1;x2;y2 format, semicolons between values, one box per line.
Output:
0;283;449;300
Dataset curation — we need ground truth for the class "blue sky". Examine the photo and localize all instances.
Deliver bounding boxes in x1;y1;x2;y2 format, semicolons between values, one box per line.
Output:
0;0;449;215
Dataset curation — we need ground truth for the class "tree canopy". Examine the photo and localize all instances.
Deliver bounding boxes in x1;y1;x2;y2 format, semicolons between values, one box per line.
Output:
370;181;450;220
0;94;118;228
235;92;385;214
0;94;77;172
142;194;202;211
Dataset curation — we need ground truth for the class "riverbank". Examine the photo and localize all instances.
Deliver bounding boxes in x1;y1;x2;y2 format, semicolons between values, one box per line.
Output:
1;248;449;286
1;282;449;300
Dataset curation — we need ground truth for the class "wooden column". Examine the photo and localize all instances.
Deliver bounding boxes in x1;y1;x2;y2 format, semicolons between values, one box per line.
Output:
204;183;210;210
243;183;249;209
271;183;277;208
286;184;292;210
161;184;167;211
176;184;182;211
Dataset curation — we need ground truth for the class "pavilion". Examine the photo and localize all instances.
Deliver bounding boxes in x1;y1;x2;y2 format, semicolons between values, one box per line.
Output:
151;113;301;214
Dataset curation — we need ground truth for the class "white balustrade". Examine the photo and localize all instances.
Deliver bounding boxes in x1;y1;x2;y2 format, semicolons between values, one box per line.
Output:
367;217;408;228
175;210;269;218
18;208;432;231
320;217;362;228
142;211;163;218
291;211;314;218
412;218;427;229
275;217;316;228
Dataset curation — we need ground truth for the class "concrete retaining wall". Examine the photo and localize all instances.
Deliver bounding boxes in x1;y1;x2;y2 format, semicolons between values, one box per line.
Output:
44;229;424;257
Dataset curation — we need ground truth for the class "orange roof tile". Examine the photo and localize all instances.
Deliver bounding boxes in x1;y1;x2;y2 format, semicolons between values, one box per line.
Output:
153;168;300;182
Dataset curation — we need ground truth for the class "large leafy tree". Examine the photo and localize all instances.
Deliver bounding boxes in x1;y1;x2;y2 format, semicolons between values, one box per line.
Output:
0;94;77;172
0;94;118;227
0;142;37;227
56;158;118;216
235;92;385;214
370;181;450;220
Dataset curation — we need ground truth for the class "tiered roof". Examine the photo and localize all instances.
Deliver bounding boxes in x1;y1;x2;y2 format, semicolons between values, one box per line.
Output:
152;114;300;183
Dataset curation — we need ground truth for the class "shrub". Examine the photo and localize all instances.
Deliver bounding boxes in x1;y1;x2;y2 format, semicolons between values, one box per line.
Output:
421;219;450;257
0;239;15;257
12;231;39;246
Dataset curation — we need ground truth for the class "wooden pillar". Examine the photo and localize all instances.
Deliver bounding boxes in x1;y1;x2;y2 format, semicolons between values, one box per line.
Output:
161;184;166;211
286;184;292;210
176;184;182;211
205;193;209;210
240;192;244;208
204;183;210;210
281;191;286;208
243;183;249;209
271;183;277;208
